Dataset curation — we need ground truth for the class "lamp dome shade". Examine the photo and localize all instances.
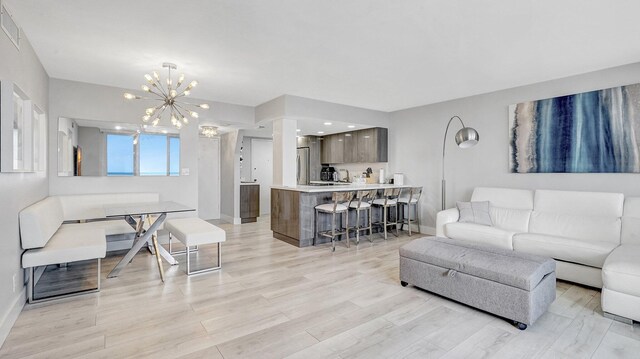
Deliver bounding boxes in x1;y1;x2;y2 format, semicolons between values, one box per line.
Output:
454;127;479;148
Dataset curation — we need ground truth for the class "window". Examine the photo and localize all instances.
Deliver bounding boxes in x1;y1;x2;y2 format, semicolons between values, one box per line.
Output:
107;134;134;176
106;132;180;176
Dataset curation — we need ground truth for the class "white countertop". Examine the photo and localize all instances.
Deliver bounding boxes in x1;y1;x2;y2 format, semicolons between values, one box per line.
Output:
240;182;260;186
272;183;410;193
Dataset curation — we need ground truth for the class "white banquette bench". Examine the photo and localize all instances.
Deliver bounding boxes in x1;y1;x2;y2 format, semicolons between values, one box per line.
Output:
437;187;640;324
20;193;159;303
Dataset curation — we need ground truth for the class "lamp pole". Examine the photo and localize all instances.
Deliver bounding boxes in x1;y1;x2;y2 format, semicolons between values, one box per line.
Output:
441;115;468;210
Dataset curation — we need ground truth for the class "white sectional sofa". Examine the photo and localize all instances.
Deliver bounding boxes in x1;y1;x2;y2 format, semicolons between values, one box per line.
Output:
436;187;640;324
20;192;160;303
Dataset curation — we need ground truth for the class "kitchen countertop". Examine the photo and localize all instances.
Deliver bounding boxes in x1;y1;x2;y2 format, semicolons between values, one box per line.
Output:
271;183;409;193
240;182;260;186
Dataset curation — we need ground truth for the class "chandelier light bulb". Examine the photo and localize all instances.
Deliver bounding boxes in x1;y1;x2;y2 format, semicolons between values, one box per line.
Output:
125;63;207;129
200;126;218;137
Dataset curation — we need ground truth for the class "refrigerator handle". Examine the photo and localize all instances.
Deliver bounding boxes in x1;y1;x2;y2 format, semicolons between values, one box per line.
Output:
297;154;300;182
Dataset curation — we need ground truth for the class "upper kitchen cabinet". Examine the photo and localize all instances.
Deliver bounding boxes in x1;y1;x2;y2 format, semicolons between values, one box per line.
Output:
321;133;344;164
321;127;387;164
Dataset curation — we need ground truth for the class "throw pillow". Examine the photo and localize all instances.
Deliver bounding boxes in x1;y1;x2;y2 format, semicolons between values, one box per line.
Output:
456;201;493;226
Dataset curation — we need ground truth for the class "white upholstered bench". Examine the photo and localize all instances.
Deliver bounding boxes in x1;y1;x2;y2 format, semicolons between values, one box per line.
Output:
20;197;106;303
165;218;226;275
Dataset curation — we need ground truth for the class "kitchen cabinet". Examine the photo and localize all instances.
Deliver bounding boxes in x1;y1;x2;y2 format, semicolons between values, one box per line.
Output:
320;133;344;164
321;127;387;164
240;184;260;223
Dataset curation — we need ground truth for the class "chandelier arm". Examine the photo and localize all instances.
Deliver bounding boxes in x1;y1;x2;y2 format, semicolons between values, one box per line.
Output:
179;101;204;107
151;77;170;98
154;105;168;120
173;103;196;112
173;105;187;118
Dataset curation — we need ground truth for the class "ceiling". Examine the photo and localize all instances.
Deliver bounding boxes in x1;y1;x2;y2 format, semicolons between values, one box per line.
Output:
7;1;640;112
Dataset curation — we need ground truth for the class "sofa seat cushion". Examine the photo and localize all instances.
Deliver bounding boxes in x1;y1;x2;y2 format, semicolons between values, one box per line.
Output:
62;219;136;236
602;244;640;297
513;233;617;268
443;222;515;250
22;226;106;268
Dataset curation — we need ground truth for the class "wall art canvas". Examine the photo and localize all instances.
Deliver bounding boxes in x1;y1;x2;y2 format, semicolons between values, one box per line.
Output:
509;83;640;173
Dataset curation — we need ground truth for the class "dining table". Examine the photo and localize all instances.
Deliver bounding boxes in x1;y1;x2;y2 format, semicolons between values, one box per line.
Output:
104;201;195;280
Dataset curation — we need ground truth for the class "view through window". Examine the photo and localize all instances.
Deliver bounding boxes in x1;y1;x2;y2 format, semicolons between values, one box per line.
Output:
107;133;180;176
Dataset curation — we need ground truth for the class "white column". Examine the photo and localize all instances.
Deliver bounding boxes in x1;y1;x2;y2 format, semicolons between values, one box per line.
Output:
272;118;297;187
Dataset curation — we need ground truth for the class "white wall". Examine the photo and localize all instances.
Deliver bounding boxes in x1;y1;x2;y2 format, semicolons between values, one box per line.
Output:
198;137;220;220
0;34;49;346
389;62;640;232
220;131;241;223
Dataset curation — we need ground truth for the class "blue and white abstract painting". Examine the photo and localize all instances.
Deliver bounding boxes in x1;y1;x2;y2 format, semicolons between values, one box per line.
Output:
509;84;640;173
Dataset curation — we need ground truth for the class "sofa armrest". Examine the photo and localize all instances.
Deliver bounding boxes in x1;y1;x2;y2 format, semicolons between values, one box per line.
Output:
436;208;459;237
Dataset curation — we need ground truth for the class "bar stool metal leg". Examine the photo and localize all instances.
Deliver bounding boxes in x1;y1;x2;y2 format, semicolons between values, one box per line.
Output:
383;206;388;240
345;211;349;248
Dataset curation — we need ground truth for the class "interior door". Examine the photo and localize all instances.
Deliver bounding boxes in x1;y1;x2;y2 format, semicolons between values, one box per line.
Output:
198;137;221;219
251;138;273;215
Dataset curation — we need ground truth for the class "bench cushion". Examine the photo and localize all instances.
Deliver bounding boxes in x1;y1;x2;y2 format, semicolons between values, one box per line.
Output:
56;193;160;221
165;218;226;247
399;237;555;291
22;226;106;268
20;197;65;249
513;233;617;268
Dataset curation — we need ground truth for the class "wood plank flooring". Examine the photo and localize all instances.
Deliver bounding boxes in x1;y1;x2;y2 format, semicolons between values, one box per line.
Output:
2;218;639;358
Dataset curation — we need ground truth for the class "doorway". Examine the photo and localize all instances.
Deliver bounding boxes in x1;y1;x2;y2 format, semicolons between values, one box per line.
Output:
250;138;273;215
198;136;221;220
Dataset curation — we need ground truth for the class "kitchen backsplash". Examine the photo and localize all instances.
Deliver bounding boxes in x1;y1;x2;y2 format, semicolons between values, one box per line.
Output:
332;162;390;183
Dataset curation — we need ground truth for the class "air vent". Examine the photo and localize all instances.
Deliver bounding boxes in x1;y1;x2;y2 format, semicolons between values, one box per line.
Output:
1;2;20;49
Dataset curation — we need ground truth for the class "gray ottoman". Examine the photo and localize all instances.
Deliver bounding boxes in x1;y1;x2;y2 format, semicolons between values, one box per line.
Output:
399;237;556;329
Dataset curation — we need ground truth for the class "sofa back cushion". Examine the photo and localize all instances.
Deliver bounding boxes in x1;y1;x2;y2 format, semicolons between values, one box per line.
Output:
20;197;64;249
57;193;160;221
622;197;640;244
470;187;534;232
530;190;623;244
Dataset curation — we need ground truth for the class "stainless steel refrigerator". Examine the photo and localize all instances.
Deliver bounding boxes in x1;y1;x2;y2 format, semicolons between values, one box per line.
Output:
297;147;310;185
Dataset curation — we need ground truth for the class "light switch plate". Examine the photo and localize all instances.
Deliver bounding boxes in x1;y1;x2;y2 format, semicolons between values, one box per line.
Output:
181;168;190;176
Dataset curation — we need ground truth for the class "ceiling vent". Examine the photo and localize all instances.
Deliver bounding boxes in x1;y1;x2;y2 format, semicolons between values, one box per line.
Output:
1;2;20;49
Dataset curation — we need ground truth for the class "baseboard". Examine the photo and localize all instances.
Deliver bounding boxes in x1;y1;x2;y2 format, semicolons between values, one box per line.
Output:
220;214;241;225
0;286;26;349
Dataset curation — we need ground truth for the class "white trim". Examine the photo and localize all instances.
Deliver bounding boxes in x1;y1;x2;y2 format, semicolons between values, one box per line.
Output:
220;214;241;225
0;286;25;349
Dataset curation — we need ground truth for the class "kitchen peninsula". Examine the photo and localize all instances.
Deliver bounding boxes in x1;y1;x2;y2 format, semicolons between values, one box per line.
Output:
271;184;410;247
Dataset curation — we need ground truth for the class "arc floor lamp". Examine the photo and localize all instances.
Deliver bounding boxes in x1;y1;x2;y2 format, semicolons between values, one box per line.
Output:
441;115;480;210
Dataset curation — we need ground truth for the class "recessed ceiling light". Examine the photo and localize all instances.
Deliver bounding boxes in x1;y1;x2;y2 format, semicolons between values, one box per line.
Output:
114;125;122;130
317;131;325;134
296;129;301;132
162;130;168;134
324;122;332;126
347;125;355;128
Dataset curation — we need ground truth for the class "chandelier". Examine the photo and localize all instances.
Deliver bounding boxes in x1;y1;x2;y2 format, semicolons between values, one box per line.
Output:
123;62;209;129
200;126;218;137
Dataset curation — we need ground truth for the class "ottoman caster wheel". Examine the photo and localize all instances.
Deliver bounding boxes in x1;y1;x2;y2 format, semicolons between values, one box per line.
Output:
400;281;408;287
513;321;527;330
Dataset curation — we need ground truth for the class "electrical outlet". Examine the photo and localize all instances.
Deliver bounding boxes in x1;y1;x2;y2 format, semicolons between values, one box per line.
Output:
12;274;16;293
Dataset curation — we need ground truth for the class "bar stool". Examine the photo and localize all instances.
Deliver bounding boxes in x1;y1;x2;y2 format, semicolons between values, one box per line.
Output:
314;191;354;251
370;188;401;240
347;190;375;245
398;186;422;236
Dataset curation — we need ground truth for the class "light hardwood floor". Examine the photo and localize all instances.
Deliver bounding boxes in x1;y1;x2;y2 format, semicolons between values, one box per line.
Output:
2;218;640;358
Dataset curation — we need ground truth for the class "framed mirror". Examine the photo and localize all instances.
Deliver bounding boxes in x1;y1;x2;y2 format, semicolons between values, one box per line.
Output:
57;117;180;177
